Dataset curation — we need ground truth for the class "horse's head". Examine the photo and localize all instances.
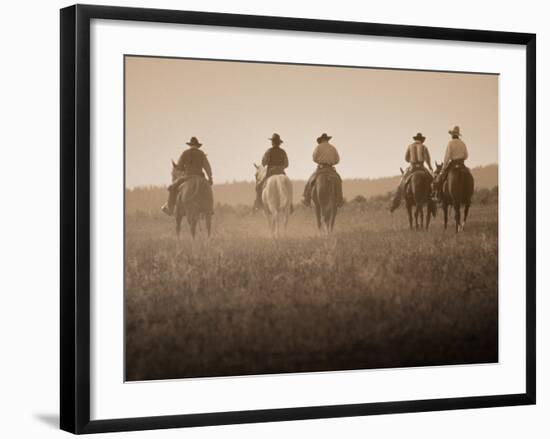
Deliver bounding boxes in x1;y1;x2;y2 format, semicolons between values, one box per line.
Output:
433;161;443;179
253;163;267;185
171;160;184;183
432;161;443;188
431;161;444;201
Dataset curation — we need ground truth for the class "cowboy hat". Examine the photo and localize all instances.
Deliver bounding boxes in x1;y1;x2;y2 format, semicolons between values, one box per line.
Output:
448;126;462;137
317;132;332;143
269;133;283;144
186;136;203;147
412;132;426;142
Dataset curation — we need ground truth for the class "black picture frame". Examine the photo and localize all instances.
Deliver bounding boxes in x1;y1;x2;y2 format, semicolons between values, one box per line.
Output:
60;4;536;434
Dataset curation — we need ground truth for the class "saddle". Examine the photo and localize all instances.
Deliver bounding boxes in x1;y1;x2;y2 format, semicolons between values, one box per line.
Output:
404;165;432;190
258;167;286;192
266;166;286;178
315;164;339;178
443;160;470;181
177;175;214;213
450;161;468;172
311;165;344;206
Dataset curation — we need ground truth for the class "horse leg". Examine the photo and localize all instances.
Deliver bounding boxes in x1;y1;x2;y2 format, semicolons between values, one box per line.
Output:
196;214;202;234
443;202;449;230
266;213;274;236
414;206;420;230
330;208;337;232
281;211;288;236
315;204;322;231
463;202;470;230
406;203;413;230
205;213;212;237
188;214;197;239
425;204;431;230
454;202;461;233
326;207;334;234
274;212;280;238
419;205;424;230
272;213;278;238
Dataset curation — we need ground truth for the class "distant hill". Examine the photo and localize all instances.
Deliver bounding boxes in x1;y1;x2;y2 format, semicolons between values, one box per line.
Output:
126;164;497;213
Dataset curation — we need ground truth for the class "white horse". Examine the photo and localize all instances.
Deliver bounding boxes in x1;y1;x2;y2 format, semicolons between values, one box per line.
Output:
254;164;293;237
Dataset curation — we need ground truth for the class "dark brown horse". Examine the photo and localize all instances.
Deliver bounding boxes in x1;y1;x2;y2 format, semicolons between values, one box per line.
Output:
400;167;436;230
312;172;339;233
171;161;214;239
433;161;474;232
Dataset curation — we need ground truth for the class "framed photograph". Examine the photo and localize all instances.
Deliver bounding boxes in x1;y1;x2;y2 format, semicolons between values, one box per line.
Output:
60;4;536;434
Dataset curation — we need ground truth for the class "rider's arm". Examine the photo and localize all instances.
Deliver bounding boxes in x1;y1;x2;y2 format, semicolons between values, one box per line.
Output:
405;147;411;163
333;146;340;165
424;146;433;171
176;151;187;169
261;149;270;166
443;142;452;166
463;143;469;160
282;150;289;169
202;154;213;181
312;145;321;164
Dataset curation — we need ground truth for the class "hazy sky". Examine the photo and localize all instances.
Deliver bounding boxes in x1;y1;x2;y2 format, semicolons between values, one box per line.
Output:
125;56;498;187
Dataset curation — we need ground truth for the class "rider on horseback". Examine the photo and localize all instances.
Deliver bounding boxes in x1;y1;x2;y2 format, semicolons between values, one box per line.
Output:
390;132;433;212
254;133;289;210
435;126;469;195
301;133;344;208
161;136;213;216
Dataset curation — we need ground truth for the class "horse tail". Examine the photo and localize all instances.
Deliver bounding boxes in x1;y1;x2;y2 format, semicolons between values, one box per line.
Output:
321;174;338;224
262;178;277;212
264;175;292;214
410;172;429;205
447;168;458;206
449;166;474;206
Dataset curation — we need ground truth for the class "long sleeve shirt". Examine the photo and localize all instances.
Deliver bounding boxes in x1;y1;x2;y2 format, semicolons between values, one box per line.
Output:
405;141;432;170
176;148;212;179
261;146;289;169
313;142;340;165
443;138;469;166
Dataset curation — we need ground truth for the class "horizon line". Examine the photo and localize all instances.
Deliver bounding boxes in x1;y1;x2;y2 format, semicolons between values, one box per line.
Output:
125;163;498;190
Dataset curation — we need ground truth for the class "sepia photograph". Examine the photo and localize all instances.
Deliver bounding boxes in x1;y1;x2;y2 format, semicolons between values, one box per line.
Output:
124;55;499;382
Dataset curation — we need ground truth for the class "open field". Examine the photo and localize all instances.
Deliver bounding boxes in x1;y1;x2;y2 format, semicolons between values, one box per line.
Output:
126;164;498;211
125;202;498;381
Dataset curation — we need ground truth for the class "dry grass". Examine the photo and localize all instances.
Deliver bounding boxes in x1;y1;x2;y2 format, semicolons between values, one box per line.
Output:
125;203;498;381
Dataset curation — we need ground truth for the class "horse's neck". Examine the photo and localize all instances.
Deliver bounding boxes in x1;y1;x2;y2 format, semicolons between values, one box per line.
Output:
257;167;267;182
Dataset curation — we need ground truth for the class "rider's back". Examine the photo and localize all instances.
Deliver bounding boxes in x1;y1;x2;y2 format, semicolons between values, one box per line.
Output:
177;148;207;176
262;146;288;167
406;142;428;165
313;142;339;166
